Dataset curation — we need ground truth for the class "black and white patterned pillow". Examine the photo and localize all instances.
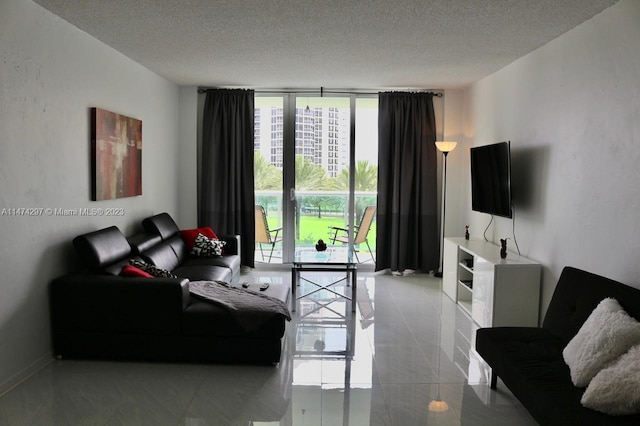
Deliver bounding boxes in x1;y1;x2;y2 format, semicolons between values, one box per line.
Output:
129;258;177;278
191;233;226;257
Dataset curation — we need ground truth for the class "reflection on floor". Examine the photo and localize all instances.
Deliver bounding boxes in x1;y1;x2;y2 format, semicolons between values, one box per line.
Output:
0;272;537;425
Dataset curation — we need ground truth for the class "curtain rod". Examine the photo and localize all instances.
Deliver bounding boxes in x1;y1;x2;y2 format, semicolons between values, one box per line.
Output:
197;87;443;97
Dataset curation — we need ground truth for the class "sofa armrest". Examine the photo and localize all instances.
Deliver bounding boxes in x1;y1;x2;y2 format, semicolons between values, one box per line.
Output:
50;274;189;336
218;234;241;256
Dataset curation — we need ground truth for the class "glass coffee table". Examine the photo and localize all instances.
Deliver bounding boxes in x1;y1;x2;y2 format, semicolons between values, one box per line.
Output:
291;247;357;312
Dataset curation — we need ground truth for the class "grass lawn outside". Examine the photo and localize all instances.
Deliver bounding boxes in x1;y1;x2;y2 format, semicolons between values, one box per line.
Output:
267;214;377;249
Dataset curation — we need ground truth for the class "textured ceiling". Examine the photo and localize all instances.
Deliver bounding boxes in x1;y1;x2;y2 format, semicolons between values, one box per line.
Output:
33;0;618;89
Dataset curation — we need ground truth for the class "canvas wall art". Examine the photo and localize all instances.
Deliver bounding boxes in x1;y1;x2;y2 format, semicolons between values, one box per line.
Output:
91;108;142;200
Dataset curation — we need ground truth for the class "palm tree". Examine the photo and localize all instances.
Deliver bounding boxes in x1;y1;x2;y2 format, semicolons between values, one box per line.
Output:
294;156;329;221
331;160;378;191
294;155;327;190
254;153;282;190
331;160;378;221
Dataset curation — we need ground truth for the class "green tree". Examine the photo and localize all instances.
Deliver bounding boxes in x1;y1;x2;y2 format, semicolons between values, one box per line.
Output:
331;160;378;218
294;155;326;190
254;153;282;190
294;156;329;220
331;160;378;191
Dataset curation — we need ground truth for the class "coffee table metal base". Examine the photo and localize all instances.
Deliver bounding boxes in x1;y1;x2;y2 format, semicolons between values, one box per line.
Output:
291;263;357;312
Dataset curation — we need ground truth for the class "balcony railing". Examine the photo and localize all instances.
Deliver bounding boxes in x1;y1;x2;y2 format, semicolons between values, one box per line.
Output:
255;190;377;263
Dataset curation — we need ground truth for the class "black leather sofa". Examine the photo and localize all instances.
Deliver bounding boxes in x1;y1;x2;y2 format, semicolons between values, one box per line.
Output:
476;266;640;425
50;213;290;364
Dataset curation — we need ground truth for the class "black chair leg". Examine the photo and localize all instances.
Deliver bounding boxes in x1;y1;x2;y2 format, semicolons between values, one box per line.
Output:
490;371;497;389
366;241;375;262
268;243;278;263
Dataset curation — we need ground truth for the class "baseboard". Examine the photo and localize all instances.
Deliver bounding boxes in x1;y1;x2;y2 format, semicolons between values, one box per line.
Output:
0;351;53;398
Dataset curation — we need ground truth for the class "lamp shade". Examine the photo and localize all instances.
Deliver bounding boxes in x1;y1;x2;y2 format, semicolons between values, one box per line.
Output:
435;141;457;153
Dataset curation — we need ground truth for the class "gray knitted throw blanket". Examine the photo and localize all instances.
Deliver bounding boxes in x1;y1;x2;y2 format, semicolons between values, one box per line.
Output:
189;281;291;332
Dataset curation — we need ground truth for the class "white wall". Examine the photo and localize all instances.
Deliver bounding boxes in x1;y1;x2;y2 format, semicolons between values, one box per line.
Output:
460;0;640;319
0;0;180;393
442;89;465;239
177;87;199;227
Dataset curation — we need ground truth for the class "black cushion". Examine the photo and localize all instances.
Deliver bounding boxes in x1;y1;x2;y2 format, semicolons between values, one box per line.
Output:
183;299;286;338
73;226;131;270
543;266;640;344
172;264;232;282
166;234;189;264
142;212;180;240
182;252;241;272
182;283;289;338
127;232;162;254
139;240;181;271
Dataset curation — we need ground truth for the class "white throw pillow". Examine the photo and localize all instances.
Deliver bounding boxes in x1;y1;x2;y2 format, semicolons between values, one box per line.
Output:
581;343;640;415
562;298;640;387
191;233;226;257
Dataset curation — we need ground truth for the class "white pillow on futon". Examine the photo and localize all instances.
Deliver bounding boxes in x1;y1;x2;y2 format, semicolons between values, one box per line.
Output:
581;343;640;415
562;298;640;387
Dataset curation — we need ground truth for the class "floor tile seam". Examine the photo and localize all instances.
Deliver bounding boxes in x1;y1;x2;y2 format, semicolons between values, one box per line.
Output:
177;370;212;424
317;381;378;387
377;379;450;385
387;280;454;382
370;278;442;383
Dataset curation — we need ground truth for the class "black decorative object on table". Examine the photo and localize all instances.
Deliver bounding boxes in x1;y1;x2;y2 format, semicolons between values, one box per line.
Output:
315;239;327;252
500;238;508;259
465;225;470;240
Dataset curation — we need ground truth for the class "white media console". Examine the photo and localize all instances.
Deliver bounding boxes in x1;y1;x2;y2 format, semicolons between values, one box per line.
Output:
442;237;541;328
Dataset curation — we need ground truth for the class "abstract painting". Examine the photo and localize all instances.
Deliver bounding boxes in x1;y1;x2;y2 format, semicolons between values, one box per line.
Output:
91;108;142;200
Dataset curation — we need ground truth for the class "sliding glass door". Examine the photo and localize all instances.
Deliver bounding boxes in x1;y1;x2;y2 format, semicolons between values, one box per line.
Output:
293;96;352;258
254;93;378;265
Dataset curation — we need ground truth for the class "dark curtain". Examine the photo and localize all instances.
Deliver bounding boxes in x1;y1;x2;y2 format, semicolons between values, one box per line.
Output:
376;92;439;273
200;89;255;267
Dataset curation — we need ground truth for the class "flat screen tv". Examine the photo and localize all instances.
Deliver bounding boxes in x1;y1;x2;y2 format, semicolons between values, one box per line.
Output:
470;141;513;218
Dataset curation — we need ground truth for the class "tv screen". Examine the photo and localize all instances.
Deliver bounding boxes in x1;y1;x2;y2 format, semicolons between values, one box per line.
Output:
470;141;513;218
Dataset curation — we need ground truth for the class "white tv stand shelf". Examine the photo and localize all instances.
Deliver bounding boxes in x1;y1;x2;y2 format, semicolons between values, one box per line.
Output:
443;237;541;328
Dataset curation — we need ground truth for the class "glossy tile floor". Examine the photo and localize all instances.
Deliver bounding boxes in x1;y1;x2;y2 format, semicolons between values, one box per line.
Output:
0;271;537;425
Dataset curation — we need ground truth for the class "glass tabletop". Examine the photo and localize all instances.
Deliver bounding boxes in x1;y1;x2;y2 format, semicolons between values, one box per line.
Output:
293;247;355;265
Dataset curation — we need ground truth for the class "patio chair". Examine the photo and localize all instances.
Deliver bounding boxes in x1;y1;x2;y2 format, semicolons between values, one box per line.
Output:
255;205;282;263
329;205;376;263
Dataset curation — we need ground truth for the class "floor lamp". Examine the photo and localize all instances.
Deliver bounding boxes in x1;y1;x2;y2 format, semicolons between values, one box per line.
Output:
434;141;457;278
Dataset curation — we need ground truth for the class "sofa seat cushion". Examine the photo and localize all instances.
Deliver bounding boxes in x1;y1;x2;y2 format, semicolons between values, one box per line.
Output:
172;264;231;282
183;282;289;339
476;327;640;425
182;254;241;272
476;327;567;386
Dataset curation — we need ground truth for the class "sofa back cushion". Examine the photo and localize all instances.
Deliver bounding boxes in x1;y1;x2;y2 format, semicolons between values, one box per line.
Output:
142;213;180;240
127;232;162;254
140;240;181;271
543;266;640;345
73;226;131;271
166;234;189;263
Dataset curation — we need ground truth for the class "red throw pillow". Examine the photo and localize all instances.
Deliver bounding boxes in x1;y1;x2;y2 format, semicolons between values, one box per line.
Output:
120;265;153;278
180;227;218;250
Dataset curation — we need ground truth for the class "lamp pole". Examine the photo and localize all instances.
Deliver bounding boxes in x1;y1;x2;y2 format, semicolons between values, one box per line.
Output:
434;141;457;277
